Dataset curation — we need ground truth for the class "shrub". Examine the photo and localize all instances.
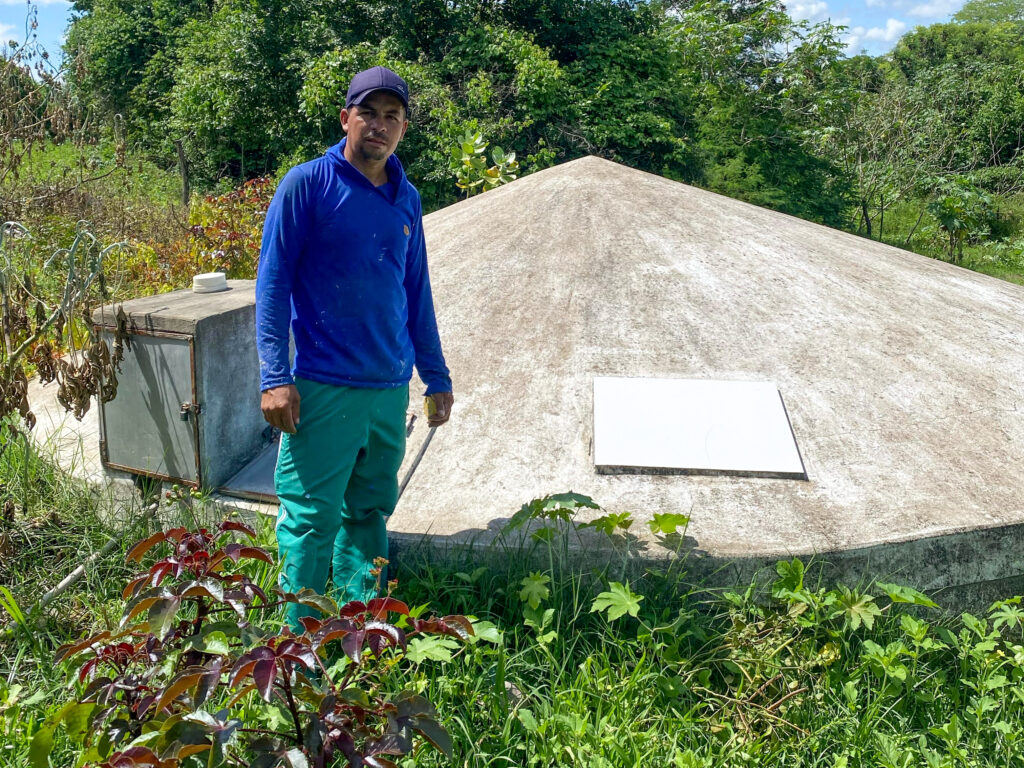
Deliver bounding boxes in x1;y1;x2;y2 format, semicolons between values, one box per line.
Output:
33;508;471;768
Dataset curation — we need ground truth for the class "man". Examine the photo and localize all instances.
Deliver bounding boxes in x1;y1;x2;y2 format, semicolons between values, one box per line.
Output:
255;66;454;630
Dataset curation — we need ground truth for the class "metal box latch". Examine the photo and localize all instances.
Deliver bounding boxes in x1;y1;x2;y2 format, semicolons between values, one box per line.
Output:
179;402;202;422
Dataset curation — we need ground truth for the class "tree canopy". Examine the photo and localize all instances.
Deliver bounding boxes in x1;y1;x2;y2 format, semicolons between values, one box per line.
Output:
59;0;1024;234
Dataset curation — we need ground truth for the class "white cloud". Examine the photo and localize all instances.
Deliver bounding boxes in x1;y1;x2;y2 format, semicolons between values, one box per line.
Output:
841;17;908;51
843;26;866;51
866;0;916;10
789;0;830;20
0;23;13;40
864;17;908;40
908;0;962;16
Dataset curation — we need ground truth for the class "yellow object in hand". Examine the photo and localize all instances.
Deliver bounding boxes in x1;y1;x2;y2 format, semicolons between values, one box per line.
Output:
424;396;437;418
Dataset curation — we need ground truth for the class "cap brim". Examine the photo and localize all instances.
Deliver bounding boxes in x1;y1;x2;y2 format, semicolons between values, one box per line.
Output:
347;87;409;111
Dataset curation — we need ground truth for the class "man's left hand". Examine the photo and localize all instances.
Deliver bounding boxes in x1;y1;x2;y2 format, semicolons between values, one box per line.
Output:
427;391;454;427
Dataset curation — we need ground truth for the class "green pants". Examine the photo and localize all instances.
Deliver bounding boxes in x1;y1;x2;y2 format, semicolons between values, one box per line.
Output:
274;378;408;630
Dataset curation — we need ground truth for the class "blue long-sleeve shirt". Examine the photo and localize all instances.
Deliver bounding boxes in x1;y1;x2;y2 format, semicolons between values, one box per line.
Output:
256;140;451;395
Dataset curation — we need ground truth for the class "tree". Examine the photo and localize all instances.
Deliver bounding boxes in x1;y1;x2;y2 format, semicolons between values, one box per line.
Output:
890;21;1024;81
169;0;318;180
64;0;215;148
954;0;1024;24
676;0;853;225
927;176;994;263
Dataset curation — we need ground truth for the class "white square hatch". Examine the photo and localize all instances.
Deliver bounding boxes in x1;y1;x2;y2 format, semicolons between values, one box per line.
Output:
593;377;807;479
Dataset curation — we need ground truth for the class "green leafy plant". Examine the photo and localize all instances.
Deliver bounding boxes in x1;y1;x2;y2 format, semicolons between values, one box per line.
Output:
578;511;634;538
449;131;519;198
590;581;643;622
927;177;994;264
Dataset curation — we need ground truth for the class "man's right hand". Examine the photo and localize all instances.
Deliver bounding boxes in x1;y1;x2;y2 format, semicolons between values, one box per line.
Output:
261;384;301;433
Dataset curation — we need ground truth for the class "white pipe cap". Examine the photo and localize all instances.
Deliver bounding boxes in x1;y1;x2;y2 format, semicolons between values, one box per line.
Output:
193;272;228;293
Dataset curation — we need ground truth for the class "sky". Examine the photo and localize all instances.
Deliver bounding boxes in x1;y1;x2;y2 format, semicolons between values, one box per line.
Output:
0;0;968;61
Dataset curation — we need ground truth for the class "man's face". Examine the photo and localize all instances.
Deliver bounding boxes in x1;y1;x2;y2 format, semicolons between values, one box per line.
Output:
340;90;408;164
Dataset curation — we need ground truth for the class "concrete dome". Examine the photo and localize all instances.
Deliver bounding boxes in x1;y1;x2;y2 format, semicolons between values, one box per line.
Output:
391;156;1024;597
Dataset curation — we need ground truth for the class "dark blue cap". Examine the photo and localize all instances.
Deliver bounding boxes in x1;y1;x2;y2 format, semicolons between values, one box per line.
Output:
345;66;410;111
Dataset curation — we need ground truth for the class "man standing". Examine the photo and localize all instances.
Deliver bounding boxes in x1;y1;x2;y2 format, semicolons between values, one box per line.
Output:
256;66;454;629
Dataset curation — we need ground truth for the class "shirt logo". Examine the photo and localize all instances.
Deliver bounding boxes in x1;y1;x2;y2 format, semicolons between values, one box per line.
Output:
403;225;410;236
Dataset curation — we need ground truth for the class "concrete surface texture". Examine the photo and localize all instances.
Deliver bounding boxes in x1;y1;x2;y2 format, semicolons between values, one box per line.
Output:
390;155;1024;591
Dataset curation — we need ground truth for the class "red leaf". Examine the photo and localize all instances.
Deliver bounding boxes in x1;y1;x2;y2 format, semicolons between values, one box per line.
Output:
276;639;312;659
229;660;258;690
223;542;243;563
276;640;317;671
236;546;274;565
133;694;157;718
414;616;474;640
163;527;188;543
154;671;204;713
55;631;110;664
366;597;409;620
195;658;223;706
441;615;475;640
107;746;168;768
230;646;275;688
207;550;228;571
365;621;406;654
148;561;175;588
313;618;357;649
121;574;149;601
244;582;270;605
218;520;257;539
78;657;99;684
253;658;276;702
338;600;368;618
125;531;167;564
341;630;365;664
122;595;162;626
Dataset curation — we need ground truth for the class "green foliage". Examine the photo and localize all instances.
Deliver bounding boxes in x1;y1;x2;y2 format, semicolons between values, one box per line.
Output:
168;0;317;181
9;471;1024;766
679;0;852;225
590;581;643;622
506;491;601;531
648;512;690;536
954;0;1024;23
928;176;995;263
52;0;1024;276
578;511;634;538
518;572;551;611
450;130;520;197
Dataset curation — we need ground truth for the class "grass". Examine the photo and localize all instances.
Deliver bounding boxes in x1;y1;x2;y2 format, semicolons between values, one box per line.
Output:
9;139;186;214
2;447;1024;767
390;530;1024;767
864;195;1024;284
3;150;1024;766
0;442;143;766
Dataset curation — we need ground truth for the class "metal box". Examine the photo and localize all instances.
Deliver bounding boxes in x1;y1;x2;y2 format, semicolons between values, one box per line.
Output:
93;279;268;490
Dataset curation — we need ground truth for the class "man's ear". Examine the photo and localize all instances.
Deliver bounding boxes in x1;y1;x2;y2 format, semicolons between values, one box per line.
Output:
339;107;351;133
